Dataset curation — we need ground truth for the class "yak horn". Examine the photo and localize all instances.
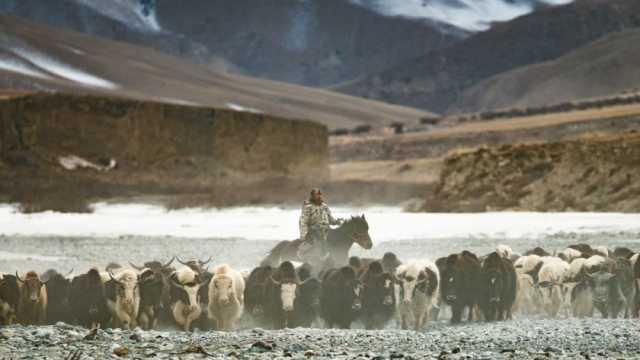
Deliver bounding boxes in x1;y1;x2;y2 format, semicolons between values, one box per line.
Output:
65;268;74;277
162;256;175;269
108;271;122;285
199;256;212;266
170;276;189;289
170;278;183;288
15;271;24;283
270;276;281;286
129;262;145;271
176;257;189;266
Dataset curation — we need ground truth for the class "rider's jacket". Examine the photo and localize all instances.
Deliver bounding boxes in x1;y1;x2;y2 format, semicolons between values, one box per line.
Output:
298;200;340;240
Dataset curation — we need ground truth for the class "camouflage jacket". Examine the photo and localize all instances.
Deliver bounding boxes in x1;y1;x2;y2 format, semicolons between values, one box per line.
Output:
299;201;341;240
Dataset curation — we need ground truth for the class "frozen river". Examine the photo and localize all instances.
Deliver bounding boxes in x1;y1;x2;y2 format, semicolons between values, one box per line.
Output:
1;203;640;273
2;203;640;241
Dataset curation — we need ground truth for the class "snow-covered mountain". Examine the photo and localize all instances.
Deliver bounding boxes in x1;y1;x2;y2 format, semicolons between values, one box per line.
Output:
73;0;161;33
0;0;577;89
351;0;573;31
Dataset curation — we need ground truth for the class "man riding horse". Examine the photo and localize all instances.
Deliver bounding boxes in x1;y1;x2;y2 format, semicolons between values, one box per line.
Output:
261;189;372;268
298;188;344;265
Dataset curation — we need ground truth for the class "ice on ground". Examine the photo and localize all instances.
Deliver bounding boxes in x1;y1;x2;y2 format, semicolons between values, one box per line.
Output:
227;102;262;114
1;204;640;243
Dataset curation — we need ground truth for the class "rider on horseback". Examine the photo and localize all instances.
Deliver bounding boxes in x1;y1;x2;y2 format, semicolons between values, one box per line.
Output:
298;188;343;264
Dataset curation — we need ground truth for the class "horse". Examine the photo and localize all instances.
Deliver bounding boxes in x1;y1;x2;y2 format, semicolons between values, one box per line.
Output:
262;215;373;269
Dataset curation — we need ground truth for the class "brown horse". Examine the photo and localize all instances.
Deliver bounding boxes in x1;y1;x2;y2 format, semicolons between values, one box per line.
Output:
262;215;373;268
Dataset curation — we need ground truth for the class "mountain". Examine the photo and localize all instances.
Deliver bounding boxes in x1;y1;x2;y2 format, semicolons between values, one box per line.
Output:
340;0;640;113
0;15;432;130
350;0;573;32
453;29;640;112
0;0;462;87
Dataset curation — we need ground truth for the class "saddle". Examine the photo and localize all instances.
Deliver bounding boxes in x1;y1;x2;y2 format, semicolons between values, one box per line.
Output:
298;224;330;266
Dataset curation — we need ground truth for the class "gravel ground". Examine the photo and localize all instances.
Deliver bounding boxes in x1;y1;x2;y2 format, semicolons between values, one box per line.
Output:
1;319;640;360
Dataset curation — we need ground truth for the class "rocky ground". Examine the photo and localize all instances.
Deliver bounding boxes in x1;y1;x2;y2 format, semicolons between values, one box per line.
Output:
1;318;639;360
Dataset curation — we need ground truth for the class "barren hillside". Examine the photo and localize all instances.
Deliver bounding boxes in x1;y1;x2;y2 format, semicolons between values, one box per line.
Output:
453;30;640;112
340;0;640;113
0;15;432;130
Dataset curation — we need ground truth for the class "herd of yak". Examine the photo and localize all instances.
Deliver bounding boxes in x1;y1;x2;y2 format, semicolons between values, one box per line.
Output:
1;242;639;332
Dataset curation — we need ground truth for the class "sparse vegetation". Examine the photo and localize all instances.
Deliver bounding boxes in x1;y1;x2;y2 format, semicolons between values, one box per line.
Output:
330;128;349;136
453;93;640;123
419;117;440;125
350;125;372;135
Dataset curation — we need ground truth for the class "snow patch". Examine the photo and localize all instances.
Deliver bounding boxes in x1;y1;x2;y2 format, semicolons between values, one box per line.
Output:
63;45;86;55
0;57;51;80
158;97;202;107
351;0;574;32
1;204;640;242
75;0;162;33
58;155;116;171
10;47;117;89
226;103;262;114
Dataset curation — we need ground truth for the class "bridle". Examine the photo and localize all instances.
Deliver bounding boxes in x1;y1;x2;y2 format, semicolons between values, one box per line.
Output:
338;226;368;247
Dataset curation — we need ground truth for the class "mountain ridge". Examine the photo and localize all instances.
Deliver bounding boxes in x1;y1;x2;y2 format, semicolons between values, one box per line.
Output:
339;0;640;113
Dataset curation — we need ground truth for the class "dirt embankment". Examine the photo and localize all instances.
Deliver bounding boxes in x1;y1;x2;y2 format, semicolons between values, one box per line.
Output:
0;93;329;211
424;131;640;212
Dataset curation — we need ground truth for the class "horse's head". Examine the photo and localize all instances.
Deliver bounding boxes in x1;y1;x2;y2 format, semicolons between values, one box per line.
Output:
342;215;373;250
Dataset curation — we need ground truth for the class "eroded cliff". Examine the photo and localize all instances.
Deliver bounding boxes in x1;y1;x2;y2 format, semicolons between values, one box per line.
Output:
0;93;328;211
425;132;640;212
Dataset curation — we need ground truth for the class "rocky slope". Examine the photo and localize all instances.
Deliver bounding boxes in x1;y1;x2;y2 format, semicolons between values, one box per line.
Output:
425;131;640;212
341;0;640;113
0;15;432;130
453;29;640;112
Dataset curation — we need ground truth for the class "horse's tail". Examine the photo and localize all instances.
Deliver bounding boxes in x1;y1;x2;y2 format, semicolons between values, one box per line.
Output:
261;241;292;267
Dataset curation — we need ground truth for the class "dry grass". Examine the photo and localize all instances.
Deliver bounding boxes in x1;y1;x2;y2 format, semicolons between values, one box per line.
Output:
330;158;442;184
